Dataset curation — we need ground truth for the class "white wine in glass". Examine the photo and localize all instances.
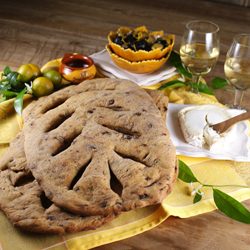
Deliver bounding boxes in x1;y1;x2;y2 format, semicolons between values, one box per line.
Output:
180;20;220;92
224;34;250;109
180;43;219;75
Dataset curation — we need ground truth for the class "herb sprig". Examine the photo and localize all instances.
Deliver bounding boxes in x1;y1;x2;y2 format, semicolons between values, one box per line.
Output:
0;66;28;115
160;51;228;95
178;160;250;224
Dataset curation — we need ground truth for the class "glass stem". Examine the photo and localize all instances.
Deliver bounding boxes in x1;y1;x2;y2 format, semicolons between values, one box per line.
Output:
191;74;201;93
233;88;244;109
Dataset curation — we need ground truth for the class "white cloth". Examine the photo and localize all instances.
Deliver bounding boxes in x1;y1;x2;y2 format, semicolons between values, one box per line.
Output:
90;49;178;87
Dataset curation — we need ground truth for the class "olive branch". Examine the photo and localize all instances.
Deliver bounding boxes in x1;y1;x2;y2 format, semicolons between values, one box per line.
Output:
178;160;250;224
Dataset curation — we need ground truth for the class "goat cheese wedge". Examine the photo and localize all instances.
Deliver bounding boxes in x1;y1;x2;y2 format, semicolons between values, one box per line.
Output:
178;105;231;149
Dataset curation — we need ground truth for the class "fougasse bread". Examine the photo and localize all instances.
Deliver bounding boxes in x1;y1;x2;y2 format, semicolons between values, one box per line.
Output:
0;78;177;233
23;78;177;216
0;133;114;234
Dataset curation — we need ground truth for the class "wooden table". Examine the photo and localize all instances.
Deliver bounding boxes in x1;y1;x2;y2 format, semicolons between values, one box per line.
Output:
0;0;249;249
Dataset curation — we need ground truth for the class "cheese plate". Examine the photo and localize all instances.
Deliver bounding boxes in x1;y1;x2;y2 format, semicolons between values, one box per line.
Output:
167;103;250;162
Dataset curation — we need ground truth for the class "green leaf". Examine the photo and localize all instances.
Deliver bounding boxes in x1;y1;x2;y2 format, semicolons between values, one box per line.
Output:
6;72;19;84
168;51;192;79
198;83;214;95
193;193;202;203
213;188;250;224
211;77;228;89
168;50;182;66
188;82;214;95
0;79;9;84
0;82;11;91
0;90;18;98
3;66;12;76
178;160;199;183
177;65;192;79
14;88;26;116
158;80;186;90
6;72;23;91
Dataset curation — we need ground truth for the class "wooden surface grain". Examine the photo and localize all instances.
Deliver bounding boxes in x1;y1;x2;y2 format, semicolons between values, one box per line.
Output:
0;0;250;249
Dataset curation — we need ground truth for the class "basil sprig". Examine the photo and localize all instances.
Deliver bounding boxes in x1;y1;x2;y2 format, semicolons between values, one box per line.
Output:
178;160;250;224
0;66;28;115
160;51;228;95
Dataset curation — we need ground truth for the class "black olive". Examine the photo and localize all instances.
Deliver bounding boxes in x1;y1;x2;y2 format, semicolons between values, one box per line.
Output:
124;33;136;45
145;45;152;51
135;40;150;51
113;35;123;46
156;38;168;47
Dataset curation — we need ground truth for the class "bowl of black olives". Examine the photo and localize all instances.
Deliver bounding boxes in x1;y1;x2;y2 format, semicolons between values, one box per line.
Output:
106;44;172;74
107;26;175;62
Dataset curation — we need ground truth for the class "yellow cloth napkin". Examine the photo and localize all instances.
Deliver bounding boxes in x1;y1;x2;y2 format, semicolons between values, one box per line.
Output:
144;82;220;105
0;91;250;250
0;95;32;143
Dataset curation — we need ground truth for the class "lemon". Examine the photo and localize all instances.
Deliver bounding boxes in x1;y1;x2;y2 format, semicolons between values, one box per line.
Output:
41;58;71;86
17;63;41;82
17;64;34;82
43;69;62;89
28;64;41;78
41;59;61;73
32;77;54;97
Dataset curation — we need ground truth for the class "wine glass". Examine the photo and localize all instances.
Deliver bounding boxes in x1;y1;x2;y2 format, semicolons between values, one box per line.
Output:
224;34;250;109
180;20;220;92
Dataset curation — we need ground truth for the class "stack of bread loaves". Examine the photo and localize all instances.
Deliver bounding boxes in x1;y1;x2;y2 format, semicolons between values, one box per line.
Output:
0;78;177;234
